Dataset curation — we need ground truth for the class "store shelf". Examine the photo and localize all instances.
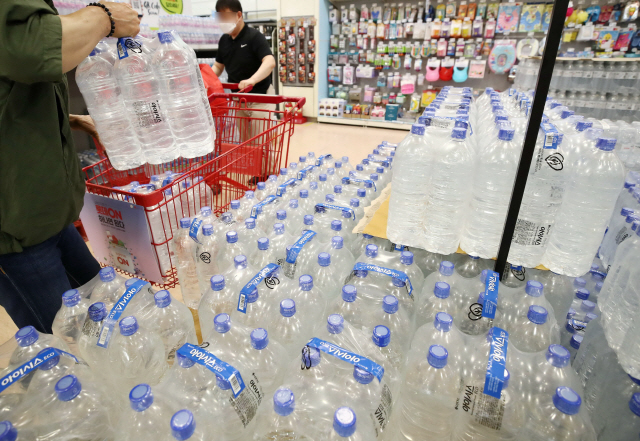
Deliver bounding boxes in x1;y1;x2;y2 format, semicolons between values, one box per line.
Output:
317;115;412;130
191;44;219;51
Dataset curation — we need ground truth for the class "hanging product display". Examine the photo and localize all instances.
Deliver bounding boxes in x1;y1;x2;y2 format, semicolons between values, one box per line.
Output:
278;16;316;86
489;39;517;73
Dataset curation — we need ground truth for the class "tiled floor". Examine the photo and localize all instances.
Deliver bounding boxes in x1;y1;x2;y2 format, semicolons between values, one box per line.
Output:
0;121;406;345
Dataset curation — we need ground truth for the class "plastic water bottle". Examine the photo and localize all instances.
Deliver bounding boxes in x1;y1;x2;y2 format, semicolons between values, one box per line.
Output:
327;407;374;440
267;299;315;358
139;290;197;365
461;126;519;258
594;393;640;441
25;347;96;399
522;387;596;440
238;217;265;251
508;128;568;268
197;275;238;338
52;289;90;356
397;345;458;440
327;285;368;331
600;211;638;269
89;266;126;309
216;231;247;273
422;127;474;254
193;224;218;294
172;218;201;308
114;38;178;164
76;49;145;170
411;313;466;372
321;236;356;272
254;388;307;440
307;253;343;300
8;326;69;368
107;316;167;395
417;261;459;327
530;344;584;398
508;306;556;353
152;32;213;158
386;123;430;246
116;383;178;441
543;137;626;276
283;275;327;322
77;302;111;371
416;281;458;328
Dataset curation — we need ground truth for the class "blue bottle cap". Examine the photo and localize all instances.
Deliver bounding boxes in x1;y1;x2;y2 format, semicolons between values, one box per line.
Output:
357;188;366;198
573;277;587;288
362;159;370;165
553;387;582;415
180;218;191;229
246;288;258;304
376;167;384;174
210;275;225;291
570;334;583;349
310;181;319;190
274;388;295;416
55;375;82;402
326;194;335;203
15;326;38;347
575;288;590;300
585;312;598;323
221;212;233;223
258;237;269;250
280;168;288;175
318;253;331;267
280;299;296;317
125;278;140;287
629;393;640;417
596;137;616;151
251;328;269;350
331;220;342;232
383;295;398;314
400;251;413;265
370;173;379;181
580;300;596;313
202;224;214;236
434;282;451;299
244;218;257;230
99;266;116;282
37;347;60;371
289;162;298;170
350;198;360;208
274;223;285;235
353;366;375;384
332;236;344;249
154;290;171;308
622;206;635;216
171;409;196;441
372;325;391;348
176;351;196;368
0;421;17;441
546;344;570;368
119;316;139;336
356;164;364;171
214;313;231;333
129;384;154;412
257;182;266;190
427;345;449;369
276;210;287;220
268;175;277;182
327;314;344;334
244;191;255;199
319;174;327;182
304;215;314;225
201;206;212;217
88;302;107;321
439;261;454;276
335;161;343;169
289;199;299;209
525;280;544;297
299;189;309;198
226;231;238;243
342;285;357;302
434;312;453;332
62;289;81;307
342;156;349;162
392;277;405;288
527;305;548;325
216;376;231;390
333;407;357;438
299;275;313;291
234;255;248;269
366;244;378;257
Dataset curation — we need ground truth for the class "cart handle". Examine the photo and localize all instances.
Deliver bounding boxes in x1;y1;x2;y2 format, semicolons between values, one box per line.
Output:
222;83;254;93
213;83;306;109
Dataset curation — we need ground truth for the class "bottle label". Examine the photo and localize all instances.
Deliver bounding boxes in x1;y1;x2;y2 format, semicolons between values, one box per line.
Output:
97;279;147;348
512;219;552;247
176;344;251;402
237;263;280;313
482;270;499;319
251;195;278;218
614;226;631;245
540;122;560;150
566;318;588;332
484;327;508;399
315;203;356;221
431;116;456;129
0;348;81;393
303;338;385;381
81;314;103;339
189;217;203;243
297;165;316;180
455;383;507;430
344;177;377;192
583;71;593;78
283;230;317;278
347;262;414;300
316;154;333;166
132;100;164;128
276;178;298;197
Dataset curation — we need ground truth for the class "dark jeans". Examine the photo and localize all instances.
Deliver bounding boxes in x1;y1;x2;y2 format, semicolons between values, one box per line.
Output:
0;224;101;334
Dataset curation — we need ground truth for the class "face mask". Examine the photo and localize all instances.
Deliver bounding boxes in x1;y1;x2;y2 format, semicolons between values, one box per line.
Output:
219;18;239;34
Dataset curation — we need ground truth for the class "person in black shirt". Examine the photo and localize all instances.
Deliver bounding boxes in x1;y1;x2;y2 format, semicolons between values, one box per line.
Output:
213;0;275;95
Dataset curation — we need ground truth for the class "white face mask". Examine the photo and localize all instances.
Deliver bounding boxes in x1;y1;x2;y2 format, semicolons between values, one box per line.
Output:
219;19;239;34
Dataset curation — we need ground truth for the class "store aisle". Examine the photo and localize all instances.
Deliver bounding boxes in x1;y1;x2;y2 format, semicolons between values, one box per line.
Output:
286;121;407;164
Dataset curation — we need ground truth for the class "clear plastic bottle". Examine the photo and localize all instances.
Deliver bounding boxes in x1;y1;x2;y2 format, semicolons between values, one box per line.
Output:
172;218;201;308
114;37;178;164
116;383;177;441
8;326;69;368
197;275;236;338
216;231;248;273
52;289;90;356
75;49;145;170
543;138;626;276
89;266;126;309
194;224;219;295
254;388;308;440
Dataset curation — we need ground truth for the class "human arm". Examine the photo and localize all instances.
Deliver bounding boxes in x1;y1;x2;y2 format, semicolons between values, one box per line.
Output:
60;2;140;73
69;114;100;142
212;61;224;77
238;54;275;91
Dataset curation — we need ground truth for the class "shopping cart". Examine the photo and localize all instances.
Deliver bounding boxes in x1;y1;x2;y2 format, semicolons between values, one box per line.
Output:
83;86;305;288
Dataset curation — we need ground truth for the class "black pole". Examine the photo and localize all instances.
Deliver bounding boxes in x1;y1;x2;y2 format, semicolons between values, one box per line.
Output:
493;0;570;279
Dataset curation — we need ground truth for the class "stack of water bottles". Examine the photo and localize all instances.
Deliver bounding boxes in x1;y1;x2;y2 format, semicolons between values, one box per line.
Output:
76;30;215;171
388;86;627;278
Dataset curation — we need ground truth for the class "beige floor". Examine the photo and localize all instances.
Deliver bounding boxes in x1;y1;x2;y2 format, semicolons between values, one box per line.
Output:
0;121;406;345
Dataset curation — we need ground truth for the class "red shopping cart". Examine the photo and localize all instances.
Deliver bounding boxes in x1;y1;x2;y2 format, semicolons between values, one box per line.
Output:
83;86;305;288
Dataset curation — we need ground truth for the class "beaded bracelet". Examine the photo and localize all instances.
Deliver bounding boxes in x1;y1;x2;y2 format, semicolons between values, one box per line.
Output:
87;2;116;38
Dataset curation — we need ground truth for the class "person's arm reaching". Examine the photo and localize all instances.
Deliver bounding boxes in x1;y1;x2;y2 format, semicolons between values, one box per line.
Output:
238;55;276;91
212;61;224;77
60;2;140;73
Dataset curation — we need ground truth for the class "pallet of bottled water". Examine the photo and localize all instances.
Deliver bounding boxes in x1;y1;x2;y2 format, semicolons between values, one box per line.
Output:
76;31;216;171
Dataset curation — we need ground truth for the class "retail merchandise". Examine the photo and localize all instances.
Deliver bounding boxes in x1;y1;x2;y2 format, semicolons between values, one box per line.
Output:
279;17;317;85
76;32;215;170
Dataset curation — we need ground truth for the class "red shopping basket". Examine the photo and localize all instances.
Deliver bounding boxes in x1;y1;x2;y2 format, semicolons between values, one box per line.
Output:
83;88;305;288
